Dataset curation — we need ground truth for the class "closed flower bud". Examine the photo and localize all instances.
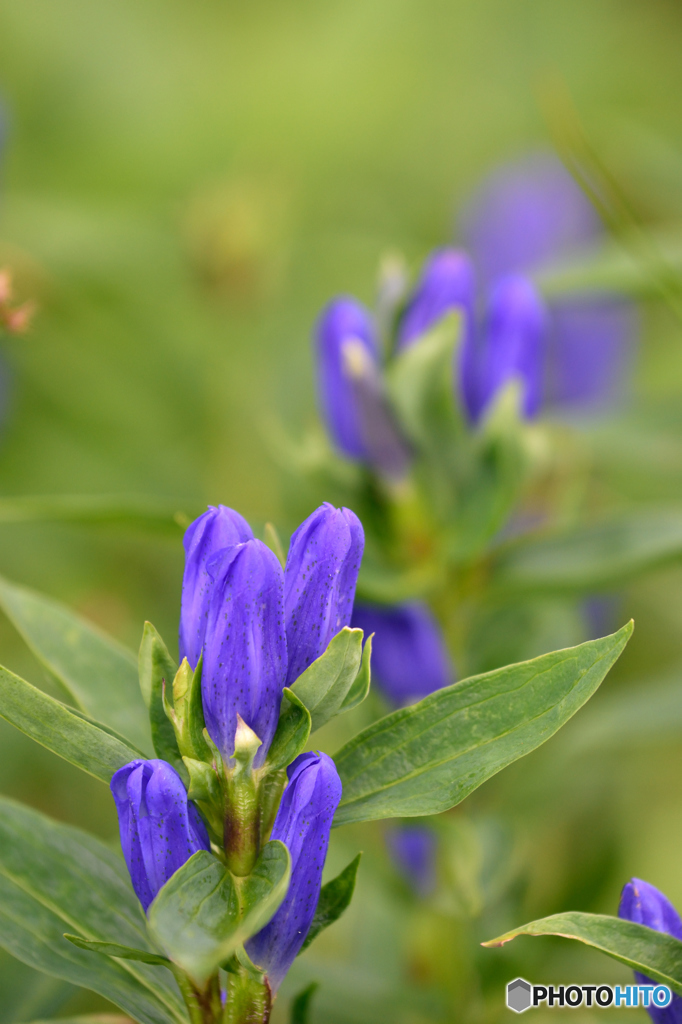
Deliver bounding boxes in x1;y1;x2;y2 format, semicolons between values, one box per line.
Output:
315;297;379;460
618;878;682;1024
110;759;210;912
202;539;287;766
179;505;253;668
396;247;475;351
464;273;547;423
245;751;342;991
351;601;452;706
284;503;364;685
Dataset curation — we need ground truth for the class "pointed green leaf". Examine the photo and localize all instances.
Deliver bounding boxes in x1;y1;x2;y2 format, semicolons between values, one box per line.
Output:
300;853;361;953
25;1017;131;1024
148;842;291;986
0;663;143;782
63;935;170;967
267;688;311;772
291;627;364;732
491;509;682;596
0;493;189;532
0;796;186;1024
0;574;151;753
339;634;372;713
138;623;183;774
483;912;682;995
290;982;319;1024
333;622;633;826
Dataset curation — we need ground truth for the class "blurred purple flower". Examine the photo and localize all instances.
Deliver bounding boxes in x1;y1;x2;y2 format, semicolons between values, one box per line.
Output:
460;152;637;413
315;297;410;477
110;759;210;912
246;751;342;991
619;878;682;1024
351;600;452;706
396;248;547;424
284;502;364;685
386;825;437;897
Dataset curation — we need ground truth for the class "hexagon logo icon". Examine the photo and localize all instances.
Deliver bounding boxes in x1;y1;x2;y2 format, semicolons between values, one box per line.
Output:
507;978;532;1013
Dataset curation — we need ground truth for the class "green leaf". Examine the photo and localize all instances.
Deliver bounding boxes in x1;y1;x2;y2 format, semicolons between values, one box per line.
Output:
0;796;186;1024
339;634;372;713
0;574;151;753
266;688;311;772
138;623;183;775
25;1017;132;1024
300;853;361;953
386;312;464;453
0;492;189;533
63;935;170;967
0;663;143;783
290;982;319;1024
291;627;364;732
333;622;633;826
482;912;682;995
491;509;682;595
148;842;291;986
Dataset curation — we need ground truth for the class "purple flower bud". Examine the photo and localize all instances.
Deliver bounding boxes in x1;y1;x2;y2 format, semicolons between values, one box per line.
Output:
284;503;364;685
202;539;287;764
396;248;475;351
110;759;210;912
315;297;379;460
179;505;253;668
460;152;637;413
386;826;437;897
245;751;342;991
464;274;547;423
351;601;452;706
618;878;682;1024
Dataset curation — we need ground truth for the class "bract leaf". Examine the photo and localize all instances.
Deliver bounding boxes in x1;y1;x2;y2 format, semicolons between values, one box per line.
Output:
63;935;170;967
290;627;363;732
300;853;361;953
266;689;311;772
339;634;372;714
138;623;183;776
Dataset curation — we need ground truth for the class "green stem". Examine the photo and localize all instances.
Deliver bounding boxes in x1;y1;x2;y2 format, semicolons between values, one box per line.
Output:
172;967;223;1024
223;966;272;1024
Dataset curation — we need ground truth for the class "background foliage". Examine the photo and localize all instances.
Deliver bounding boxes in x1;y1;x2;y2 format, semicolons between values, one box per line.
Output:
2;0;682;1020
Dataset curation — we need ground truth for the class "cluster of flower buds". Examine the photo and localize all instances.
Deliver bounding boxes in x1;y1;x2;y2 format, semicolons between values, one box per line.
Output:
110;501;365;1014
618;878;682;1024
316;247;546;479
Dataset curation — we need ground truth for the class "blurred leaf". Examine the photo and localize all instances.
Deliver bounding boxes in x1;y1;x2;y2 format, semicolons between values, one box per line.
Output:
63;936;170;967
491;509;682;595
0;493;189;532
266;688;311;772
339;633;372;714
148;843;290;986
0;797;186;1024
291;627;363;732
290;982;319;1024
483;912;682;994
138;623;182;776
26;1018;132;1024
0;575;151;753
0;663;143;782
332;623;632;826
300;853;362;953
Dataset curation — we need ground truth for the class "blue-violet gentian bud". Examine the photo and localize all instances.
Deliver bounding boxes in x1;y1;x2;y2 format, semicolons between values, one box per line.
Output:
386;825;437;897
315;297;379;460
179;504;253;668
202;539;287;766
463;273;547;423
245;751;342;991
396;247;475;351
284;502;364;685
110;758;210;912
618;877;682;1024
351;601;452;706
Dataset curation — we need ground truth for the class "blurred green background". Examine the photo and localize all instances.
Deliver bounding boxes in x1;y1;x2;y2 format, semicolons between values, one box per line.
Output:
2;0;682;1020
